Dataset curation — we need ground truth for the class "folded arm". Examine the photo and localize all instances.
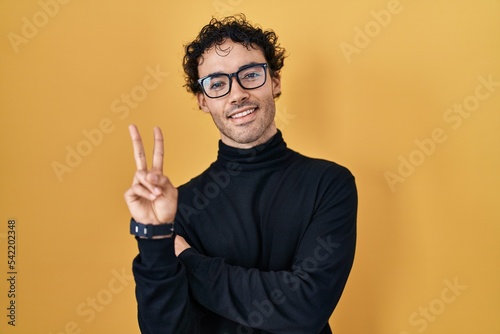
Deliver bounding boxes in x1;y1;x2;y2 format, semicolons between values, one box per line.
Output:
177;175;357;333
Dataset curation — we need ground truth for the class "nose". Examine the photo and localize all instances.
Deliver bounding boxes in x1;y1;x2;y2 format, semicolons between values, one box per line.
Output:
228;76;249;104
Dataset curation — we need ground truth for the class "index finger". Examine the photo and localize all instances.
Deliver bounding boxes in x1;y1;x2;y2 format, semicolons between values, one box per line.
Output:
151;126;164;172
128;124;148;171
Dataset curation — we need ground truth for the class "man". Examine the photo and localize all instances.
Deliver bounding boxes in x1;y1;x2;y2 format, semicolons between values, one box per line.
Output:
124;15;357;334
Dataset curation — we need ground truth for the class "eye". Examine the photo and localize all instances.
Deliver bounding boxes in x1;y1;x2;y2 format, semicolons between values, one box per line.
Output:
205;76;228;91
209;81;226;90
241;71;261;80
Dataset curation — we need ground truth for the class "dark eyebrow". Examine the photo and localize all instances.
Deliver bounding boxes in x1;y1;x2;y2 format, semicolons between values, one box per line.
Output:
205;62;262;78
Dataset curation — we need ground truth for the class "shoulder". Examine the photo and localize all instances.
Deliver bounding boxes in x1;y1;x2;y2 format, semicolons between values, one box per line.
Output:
289;150;355;184
177;162;217;191
287;151;357;208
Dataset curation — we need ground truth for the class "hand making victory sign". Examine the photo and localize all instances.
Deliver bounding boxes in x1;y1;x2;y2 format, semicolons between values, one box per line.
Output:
124;125;178;228
124;125;191;252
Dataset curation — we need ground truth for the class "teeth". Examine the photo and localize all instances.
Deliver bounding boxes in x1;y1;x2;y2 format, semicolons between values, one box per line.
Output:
230;109;255;119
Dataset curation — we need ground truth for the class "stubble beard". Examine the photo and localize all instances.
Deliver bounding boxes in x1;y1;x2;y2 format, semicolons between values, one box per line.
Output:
211;98;277;148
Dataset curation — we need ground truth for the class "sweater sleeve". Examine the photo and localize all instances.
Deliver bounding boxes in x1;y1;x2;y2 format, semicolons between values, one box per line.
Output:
178;172;357;333
132;237;199;334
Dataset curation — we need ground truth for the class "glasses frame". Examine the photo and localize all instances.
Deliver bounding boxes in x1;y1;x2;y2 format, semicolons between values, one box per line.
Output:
197;63;268;99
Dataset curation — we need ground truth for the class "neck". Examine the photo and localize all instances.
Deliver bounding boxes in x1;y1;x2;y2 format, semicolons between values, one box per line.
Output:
215;129;292;172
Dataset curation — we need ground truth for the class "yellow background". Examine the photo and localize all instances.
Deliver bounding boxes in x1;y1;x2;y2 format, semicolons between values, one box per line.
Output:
1;0;499;333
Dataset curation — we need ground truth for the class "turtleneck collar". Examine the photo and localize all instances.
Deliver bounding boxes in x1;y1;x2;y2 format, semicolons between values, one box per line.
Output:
214;130;293;172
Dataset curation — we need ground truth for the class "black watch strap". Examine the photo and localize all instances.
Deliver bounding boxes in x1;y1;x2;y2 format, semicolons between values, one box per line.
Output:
130;218;174;239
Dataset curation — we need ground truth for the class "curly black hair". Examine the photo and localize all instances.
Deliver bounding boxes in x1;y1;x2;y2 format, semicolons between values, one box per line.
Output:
183;14;286;96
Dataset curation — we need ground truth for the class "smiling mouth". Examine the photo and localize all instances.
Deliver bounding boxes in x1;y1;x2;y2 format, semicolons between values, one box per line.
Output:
229;108;256;119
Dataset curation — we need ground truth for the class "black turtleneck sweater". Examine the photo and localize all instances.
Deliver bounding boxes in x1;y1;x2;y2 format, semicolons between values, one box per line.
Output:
132;131;357;334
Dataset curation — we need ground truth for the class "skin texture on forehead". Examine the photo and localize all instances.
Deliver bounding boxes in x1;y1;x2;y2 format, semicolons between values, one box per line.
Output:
198;41;267;76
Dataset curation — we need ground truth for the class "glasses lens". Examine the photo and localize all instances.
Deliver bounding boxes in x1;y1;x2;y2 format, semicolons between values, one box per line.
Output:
202;75;230;98
238;65;266;89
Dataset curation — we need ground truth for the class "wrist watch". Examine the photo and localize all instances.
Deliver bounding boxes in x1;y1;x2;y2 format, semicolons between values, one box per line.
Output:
130;218;174;239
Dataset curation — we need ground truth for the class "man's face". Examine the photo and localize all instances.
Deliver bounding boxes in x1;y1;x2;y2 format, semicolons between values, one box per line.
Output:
196;39;281;149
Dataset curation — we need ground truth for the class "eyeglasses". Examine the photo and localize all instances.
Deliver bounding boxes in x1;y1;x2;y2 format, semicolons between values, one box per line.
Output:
198;63;268;99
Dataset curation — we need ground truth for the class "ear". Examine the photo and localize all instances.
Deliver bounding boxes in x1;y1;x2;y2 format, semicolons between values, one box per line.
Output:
196;92;210;113
271;74;282;98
